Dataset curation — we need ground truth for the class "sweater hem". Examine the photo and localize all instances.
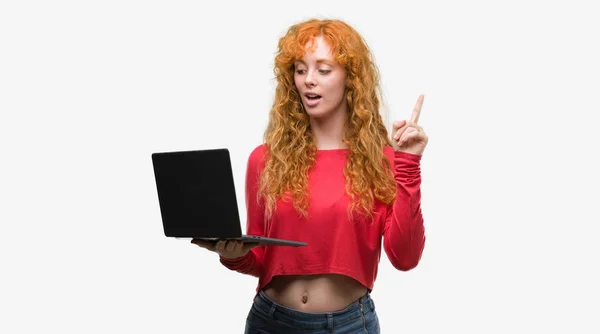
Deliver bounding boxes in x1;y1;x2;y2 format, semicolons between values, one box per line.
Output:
254;267;375;296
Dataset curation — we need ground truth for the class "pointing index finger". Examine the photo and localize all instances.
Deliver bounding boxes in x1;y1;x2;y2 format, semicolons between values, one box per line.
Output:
411;94;424;124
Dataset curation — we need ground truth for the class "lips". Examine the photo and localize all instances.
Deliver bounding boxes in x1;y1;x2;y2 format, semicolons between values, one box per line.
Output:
304;92;322;108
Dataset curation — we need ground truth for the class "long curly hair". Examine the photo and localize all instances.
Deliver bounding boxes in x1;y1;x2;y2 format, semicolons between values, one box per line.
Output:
259;18;397;222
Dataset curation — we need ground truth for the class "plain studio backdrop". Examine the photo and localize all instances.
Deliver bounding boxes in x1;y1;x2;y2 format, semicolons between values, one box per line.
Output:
1;0;599;333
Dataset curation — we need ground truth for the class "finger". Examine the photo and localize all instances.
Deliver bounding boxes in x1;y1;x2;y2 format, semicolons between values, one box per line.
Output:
392;119;407;132
400;129;425;146
225;241;237;252
233;241;244;253
394;121;421;140
410;94;424;124
394;127;405;141
191;239;216;251
399;127;419;144
394;122;406;139
215;240;226;252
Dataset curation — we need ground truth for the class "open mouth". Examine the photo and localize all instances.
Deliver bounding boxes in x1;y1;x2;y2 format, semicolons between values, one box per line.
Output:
305;93;322;100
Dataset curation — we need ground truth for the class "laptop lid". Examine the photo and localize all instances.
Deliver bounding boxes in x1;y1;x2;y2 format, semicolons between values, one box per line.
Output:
151;148;243;239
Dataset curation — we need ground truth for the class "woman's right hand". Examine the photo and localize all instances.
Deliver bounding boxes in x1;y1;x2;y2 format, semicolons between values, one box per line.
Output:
191;239;258;259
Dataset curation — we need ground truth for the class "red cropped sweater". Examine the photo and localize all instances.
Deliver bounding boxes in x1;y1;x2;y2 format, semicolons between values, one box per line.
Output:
220;144;425;294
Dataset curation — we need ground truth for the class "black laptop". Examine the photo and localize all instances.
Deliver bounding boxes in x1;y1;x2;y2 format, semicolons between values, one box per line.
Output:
151;148;307;247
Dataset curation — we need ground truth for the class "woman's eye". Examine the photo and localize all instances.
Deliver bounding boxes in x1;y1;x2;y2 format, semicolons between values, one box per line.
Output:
295;69;306;75
319;69;331;74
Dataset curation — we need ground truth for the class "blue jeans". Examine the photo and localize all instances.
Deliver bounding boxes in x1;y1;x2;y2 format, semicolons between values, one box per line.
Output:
245;290;380;333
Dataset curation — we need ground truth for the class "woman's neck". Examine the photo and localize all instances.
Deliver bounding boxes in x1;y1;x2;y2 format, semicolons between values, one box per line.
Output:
310;107;349;150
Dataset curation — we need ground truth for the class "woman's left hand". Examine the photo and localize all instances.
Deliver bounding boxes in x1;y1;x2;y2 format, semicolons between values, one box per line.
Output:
391;94;428;156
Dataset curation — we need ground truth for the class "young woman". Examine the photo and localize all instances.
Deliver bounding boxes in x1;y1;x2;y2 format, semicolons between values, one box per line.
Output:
193;18;428;333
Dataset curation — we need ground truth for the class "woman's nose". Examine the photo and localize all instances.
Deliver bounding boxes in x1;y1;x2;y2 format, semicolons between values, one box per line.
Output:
304;70;317;87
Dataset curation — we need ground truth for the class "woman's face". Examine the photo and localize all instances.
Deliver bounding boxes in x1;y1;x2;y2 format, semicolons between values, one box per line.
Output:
294;36;348;120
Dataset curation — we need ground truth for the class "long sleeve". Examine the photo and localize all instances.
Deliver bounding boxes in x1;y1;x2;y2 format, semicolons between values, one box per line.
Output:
219;145;267;277
382;150;426;271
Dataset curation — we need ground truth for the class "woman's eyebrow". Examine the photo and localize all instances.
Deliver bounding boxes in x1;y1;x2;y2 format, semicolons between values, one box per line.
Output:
316;58;334;64
294;59;334;65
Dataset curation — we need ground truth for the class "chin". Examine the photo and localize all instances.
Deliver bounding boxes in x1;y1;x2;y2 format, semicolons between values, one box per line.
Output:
306;112;330;120
304;107;330;119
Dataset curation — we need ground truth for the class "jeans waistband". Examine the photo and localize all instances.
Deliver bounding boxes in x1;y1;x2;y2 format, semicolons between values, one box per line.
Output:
252;290;375;329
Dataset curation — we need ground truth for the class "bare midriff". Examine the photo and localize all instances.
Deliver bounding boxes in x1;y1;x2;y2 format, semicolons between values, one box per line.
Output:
262;274;368;312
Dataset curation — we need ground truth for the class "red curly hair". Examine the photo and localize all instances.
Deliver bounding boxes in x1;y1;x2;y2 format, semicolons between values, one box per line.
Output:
259;18;397;221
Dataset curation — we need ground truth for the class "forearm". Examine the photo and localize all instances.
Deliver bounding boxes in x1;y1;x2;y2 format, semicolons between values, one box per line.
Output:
383;151;426;271
219;248;263;277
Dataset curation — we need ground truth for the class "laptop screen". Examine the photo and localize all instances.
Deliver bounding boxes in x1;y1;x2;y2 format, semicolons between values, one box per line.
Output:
152;149;242;238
